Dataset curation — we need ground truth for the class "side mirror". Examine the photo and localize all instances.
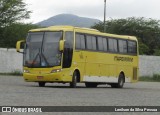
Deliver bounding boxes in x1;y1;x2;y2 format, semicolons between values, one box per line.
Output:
16;40;25;53
59;40;65;52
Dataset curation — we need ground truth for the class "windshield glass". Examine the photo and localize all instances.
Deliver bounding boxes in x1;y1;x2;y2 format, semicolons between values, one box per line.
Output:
24;31;62;67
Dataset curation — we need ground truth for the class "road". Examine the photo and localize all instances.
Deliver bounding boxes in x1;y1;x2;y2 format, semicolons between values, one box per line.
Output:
0;75;160;114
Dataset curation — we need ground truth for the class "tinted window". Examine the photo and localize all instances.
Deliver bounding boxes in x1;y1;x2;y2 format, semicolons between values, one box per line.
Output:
97;37;103;51
86;35;97;50
42;32;62;67
27;32;43;42
24;32;62;67
75;34;81;49
75;34;86;49
86;35;92;50
118;40;127;53
63;31;73;68
65;32;73;48
92;36;97;50
128;41;137;54
103;38;107;51
80;35;86;49
97;37;107;51
108;38;118;52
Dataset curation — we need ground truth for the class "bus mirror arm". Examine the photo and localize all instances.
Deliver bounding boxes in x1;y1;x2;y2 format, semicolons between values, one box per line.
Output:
16;40;25;53
59;40;65;52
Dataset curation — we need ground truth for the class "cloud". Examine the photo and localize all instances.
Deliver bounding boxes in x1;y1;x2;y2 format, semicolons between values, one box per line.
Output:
24;0;160;23
107;0;160;19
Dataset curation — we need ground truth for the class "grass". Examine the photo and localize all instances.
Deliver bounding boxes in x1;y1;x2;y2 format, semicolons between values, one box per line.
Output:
0;70;22;76
139;74;160;82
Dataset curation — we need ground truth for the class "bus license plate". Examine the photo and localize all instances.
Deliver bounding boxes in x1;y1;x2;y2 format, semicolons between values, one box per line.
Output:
37;76;43;79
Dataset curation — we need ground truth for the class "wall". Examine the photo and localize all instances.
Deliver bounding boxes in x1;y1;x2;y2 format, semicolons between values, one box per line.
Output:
139;55;160;76
0;48;160;76
0;48;23;73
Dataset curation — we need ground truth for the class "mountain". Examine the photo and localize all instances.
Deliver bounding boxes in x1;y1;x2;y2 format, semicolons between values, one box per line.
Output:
36;14;101;28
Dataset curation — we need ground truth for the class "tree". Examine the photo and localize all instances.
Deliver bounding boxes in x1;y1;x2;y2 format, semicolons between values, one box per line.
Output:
0;0;32;48
92;17;160;55
0;23;40;48
0;0;31;27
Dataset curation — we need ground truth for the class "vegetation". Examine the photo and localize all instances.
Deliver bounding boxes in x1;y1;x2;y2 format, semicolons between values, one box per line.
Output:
92;17;160;55
0;23;39;48
0;0;31;27
0;0;40;48
139;74;160;82
0;70;22;76
1;1;160;56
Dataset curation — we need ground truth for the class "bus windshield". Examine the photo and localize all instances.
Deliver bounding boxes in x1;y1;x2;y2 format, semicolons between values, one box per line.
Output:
24;31;62;68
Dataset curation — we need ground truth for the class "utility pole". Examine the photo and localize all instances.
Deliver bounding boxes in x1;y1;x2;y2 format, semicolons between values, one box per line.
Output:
104;0;106;32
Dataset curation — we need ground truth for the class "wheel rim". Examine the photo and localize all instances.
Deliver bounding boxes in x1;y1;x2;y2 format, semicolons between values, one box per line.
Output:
70;72;77;88
74;74;77;85
119;78;124;86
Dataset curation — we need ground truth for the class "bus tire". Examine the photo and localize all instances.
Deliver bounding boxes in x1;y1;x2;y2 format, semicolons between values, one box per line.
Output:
38;82;45;87
70;71;77;88
85;82;98;88
111;73;125;88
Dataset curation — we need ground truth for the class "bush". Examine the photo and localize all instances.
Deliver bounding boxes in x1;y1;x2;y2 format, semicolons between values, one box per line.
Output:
153;74;160;81
0;70;22;76
139;74;160;82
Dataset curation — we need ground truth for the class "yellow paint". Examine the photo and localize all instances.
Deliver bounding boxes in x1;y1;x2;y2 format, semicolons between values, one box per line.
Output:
17;26;138;84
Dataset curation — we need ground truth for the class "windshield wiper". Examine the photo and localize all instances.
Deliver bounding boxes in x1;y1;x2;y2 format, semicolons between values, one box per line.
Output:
41;52;50;66
31;49;40;67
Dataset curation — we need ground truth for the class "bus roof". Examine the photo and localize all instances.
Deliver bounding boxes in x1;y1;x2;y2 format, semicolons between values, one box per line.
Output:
29;25;137;41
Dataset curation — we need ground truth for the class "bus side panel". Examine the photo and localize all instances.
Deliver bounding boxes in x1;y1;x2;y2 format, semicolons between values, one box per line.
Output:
99;53;109;77
84;51;99;78
83;52;119;83
116;55;139;83
72;50;86;81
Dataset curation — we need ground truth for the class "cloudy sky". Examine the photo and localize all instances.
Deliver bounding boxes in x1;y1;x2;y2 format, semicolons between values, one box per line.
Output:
24;0;160;23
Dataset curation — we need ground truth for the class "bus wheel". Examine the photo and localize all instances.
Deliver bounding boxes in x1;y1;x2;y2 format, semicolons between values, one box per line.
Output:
38;82;45;87
111;74;125;88
70;72;77;88
85;83;98;88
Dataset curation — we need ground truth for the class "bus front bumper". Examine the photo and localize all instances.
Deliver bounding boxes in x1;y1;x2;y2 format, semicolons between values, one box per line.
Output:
23;73;65;82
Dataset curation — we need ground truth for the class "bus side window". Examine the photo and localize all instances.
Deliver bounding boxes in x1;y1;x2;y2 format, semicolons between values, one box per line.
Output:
75;33;85;50
102;37;107;51
108;38;118;52
86;35;97;51
80;34;86;49
118;40;127;53
75;34;81;49
92;36;97;50
63;31;73;68
97;37;107;52
128;41;137;54
97;37;103;51
86;35;92;50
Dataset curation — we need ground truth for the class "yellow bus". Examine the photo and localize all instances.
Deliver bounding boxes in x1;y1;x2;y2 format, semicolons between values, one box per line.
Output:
16;26;138;88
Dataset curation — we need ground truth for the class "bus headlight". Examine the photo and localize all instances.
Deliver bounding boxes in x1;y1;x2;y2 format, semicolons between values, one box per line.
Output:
24;70;30;73
51;69;62;73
